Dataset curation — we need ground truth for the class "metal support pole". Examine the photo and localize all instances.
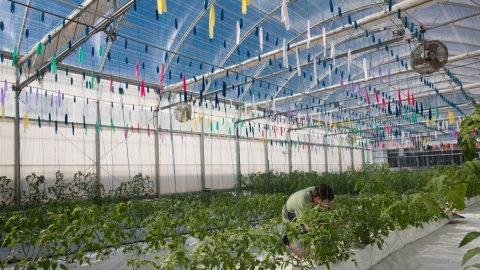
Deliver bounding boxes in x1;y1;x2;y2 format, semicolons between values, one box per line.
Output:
361;148;365;166
200;112;206;191
264;125;269;172
235;125;241;189
308;133;312;173
350;147;354;171
287;131;292;174
426;150;431;167
338;146;343;173
95;101;101;203
324;139;329;174
153;109;160;197
14;86;20;206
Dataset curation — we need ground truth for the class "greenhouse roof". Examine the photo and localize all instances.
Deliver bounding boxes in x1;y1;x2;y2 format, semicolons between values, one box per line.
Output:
2;0;480;139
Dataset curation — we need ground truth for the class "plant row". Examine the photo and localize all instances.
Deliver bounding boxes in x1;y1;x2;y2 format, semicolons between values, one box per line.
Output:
0;161;479;269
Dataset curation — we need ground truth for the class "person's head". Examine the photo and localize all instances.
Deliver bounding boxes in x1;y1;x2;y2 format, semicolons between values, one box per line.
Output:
311;184;334;207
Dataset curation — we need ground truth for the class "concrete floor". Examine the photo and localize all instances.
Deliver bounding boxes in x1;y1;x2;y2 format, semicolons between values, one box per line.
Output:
372;201;480;270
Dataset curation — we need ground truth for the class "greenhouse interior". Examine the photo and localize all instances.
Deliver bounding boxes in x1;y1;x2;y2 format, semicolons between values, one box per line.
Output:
2;0;480;269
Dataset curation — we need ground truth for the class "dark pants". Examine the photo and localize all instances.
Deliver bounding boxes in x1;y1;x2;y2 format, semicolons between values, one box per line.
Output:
283;209;297;246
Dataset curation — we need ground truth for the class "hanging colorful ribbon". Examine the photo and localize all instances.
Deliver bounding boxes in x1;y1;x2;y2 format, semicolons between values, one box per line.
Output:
157;0;167;14
242;0;250;14
159;62;165;93
259;26;263;52
209;4;215;39
281;0;290;30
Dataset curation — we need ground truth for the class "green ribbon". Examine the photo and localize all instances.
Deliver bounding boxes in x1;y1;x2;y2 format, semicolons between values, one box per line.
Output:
79;47;84;64
110;118;115;133
436;106;439;119
91;71;94;89
36;43;44;55
51;54;57;73
98;45;103;56
12;46;17;67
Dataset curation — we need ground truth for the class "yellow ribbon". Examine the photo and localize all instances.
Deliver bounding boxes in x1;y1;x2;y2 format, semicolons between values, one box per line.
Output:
194;118;197;131
157;0;167;14
209;4;215;39
242;0;250;14
23;112;29;132
333;120;337;130
208;115;211;128
1;106;4;119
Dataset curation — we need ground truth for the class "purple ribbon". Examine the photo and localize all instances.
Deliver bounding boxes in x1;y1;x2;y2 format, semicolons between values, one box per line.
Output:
25;92;28;112
35;88;38;105
50;93;53;107
2;80;7;105
295;103;298;118
351;82;354;93
57;90;61;107
357;83;361;95
379;67;382;84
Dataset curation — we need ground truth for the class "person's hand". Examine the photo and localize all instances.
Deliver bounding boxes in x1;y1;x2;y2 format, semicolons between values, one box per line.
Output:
298;250;309;259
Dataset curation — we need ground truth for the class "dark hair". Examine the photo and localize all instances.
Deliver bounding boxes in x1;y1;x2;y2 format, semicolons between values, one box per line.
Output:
312;184;334;201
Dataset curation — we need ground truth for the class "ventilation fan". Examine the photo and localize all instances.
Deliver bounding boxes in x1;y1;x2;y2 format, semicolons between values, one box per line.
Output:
174;103;192;123
410;40;448;75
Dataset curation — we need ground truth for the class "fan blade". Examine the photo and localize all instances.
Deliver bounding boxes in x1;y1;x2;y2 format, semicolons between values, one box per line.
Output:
429;58;443;70
413;57;425;67
428;43;438;53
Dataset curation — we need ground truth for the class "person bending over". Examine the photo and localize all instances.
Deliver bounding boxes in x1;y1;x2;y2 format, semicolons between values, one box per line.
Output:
282;184;334;258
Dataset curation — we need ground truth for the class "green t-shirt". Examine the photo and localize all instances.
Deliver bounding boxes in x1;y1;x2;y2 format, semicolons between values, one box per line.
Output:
282;186;315;223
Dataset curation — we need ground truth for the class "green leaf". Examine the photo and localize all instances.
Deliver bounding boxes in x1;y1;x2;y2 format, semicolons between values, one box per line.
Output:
463;248;480;266
463;160;480;178
464;263;480;270
447;183;467;210
459;232;480;248
430;176;446;193
461;134;477;161
60;264;68;270
420;198;442;215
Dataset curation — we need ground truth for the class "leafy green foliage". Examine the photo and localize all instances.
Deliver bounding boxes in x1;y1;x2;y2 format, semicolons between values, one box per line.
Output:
463;248;480;266
459;232;480;248
462;134;477;161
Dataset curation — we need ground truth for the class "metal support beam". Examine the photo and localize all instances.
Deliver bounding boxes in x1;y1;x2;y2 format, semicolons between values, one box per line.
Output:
13;86;20;206
200;111;206;191
16;0;136;91
350;147;354;171
308;133;312;172
324;139;329;174
167;0;435;93
361;148;365;166
338;147;343;174
153;108;160;197
264;126;269;172
287;131;292;174
95;101;101;203
235;124;241;189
